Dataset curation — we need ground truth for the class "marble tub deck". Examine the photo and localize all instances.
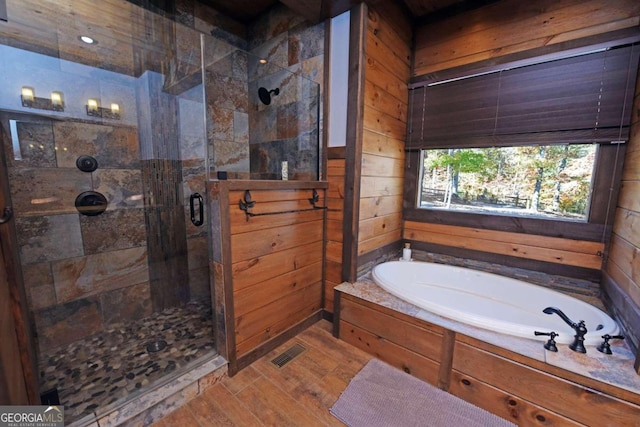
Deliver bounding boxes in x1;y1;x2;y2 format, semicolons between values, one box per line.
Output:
336;273;640;397
38;300;217;424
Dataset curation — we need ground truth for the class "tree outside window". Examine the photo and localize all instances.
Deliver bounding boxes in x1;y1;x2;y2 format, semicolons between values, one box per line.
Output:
419;144;596;221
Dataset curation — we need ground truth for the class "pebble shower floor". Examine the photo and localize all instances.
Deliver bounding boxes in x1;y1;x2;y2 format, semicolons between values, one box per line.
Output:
38;301;215;423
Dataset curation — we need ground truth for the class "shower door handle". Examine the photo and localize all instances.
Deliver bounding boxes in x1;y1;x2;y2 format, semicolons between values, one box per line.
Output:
190;193;204;227
0;206;12;224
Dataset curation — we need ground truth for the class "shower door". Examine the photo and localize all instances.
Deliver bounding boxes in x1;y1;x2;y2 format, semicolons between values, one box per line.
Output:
0;135;38;404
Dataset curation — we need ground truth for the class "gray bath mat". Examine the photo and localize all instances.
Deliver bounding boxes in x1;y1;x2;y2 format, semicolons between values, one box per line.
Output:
330;358;516;427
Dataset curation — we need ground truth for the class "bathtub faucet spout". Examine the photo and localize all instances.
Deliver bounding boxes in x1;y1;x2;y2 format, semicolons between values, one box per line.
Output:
543;307;587;353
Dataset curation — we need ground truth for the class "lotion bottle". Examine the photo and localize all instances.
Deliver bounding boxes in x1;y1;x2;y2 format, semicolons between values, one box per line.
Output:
402;243;412;261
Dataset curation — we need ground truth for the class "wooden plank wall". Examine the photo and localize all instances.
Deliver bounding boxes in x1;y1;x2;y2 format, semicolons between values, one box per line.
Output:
325;156;345;313
413;0;640;77
357;2;410;261
228;187;324;357
408;0;640;273
604;61;640;353
404;221;605;270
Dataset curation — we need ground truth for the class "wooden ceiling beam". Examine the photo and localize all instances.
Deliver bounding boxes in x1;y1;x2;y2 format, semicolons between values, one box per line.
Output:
278;0;365;23
279;0;324;22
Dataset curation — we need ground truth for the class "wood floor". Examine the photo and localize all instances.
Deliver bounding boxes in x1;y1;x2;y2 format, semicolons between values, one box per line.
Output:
151;320;373;426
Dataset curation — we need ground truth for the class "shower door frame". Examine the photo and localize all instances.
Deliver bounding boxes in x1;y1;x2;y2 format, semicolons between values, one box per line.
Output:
0;147;39;404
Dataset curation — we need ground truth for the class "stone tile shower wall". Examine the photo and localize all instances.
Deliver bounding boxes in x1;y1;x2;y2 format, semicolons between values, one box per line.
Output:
134;4;226;310
205;45;250;177
168;1;252;302
137;70;191;312
1;118;150;355
173;0;253;179
248;4;324;180
160;1;324;180
0;0;325;365
0;0;254;374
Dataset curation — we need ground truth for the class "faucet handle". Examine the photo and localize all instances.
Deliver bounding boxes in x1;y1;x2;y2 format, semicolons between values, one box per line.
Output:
535;331;559;352
596;334;625;355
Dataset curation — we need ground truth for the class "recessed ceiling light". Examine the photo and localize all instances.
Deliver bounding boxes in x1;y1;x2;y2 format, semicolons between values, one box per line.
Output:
259;58;267;64
79;36;96;44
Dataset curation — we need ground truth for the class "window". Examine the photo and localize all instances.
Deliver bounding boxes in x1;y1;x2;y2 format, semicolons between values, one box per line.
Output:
418;144;597;222
407;45;639;150
404;41;639;239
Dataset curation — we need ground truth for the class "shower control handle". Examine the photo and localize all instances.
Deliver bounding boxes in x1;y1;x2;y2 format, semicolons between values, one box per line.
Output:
190;193;204;227
0;206;13;224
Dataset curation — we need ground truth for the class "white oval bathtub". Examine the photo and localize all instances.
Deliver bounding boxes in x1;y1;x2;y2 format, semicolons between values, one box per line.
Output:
371;261;618;345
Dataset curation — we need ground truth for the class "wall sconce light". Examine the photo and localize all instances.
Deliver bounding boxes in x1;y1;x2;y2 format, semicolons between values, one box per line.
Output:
86;98;99;115
21;86;64;112
51;91;64;111
86;99;121;120
21;87;34;106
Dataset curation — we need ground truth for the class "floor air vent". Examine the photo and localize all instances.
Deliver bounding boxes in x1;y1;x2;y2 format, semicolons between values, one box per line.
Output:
271;343;306;368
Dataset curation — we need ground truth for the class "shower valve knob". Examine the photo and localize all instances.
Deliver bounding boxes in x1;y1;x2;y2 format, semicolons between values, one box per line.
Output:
76;155;98;172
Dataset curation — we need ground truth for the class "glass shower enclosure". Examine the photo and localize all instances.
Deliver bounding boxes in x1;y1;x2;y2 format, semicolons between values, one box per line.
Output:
0;0;321;423
0;1;214;423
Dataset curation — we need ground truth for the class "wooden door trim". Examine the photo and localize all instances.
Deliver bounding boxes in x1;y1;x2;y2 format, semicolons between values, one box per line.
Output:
342;3;367;283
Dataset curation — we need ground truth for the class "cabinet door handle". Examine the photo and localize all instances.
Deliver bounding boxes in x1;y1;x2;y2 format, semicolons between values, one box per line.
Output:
0;206;13;224
190;193;204;226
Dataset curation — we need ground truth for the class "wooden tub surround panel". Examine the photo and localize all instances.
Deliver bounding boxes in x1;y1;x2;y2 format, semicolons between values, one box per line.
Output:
335;288;640;426
209;180;327;375
452;340;640;426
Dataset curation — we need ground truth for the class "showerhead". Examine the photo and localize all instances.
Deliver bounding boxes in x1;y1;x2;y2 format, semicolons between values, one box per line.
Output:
258;87;280;105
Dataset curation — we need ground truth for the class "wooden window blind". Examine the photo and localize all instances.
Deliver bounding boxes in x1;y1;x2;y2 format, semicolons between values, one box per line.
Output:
407;44;639;150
